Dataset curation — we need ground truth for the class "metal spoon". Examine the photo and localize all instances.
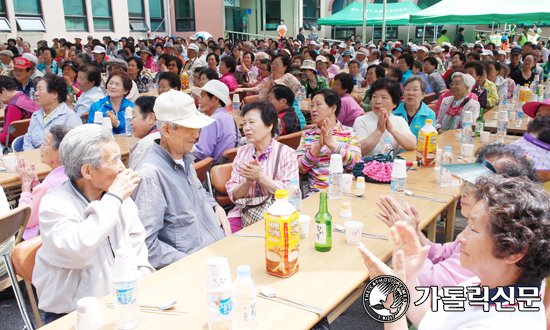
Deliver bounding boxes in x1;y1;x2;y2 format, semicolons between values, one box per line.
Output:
404;190;446;203
141;301;178;310
259;286;324;314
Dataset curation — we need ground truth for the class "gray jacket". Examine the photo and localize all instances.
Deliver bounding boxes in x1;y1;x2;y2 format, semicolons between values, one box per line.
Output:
132;141;225;269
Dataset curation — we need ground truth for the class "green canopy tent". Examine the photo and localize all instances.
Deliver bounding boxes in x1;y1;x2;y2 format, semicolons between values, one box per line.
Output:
317;1;422;26
409;0;550;25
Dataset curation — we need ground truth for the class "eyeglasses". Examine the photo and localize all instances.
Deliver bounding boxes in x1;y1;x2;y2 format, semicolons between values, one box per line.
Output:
271;62;281;67
40;144;57;150
168;63;178;67
404;88;421;94
450;81;464;87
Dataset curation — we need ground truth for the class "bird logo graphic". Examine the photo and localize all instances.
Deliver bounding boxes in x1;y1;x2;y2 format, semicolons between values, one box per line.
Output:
362;275;410;322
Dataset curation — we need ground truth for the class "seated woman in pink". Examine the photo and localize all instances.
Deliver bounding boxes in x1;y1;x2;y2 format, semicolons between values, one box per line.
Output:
219;56;239;93
16;125;72;240
375;143;538;287
226;101;298;233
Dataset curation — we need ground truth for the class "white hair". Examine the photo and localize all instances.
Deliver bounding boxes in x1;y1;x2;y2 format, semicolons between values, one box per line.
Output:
451;72;476;91
59;124;115;181
156;120;179;137
255;52;269;61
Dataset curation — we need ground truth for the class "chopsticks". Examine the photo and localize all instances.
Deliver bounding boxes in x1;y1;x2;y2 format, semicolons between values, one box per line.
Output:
233;233;265;238
105;303;187;316
333;227;388;240
257;293;324;315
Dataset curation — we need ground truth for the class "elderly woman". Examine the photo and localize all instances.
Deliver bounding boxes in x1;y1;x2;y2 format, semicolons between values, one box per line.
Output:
0;76;40;145
354;65;386;112
191;80;241;165
268;84;301;136
73;64;104;117
138;46;157;72
297;89;361;196
353;78;416;156
23;74;82;150
442;51;466;82
436;72;480;133
60;61;80;97
219;56;239;92
128;96;159;168
127;57;150;93
360;175;550;330
33;124;153;324
237;51;257;78
167;55;183;76
315;55;334;84
300;59;328;98
376;143;539;288
226;101;298;233
236;54;301;100
87;71;134;134
16;125;71;240
393;76;437;138
206;53;220;72
511;53;537;86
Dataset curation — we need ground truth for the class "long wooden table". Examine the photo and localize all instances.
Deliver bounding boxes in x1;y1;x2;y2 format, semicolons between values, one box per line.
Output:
483;110;529;134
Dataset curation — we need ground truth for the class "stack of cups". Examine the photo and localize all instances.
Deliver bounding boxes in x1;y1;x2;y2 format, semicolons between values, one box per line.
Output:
391;159;407;206
340;202;352;218
298;214;311;238
328;154;343;200
94;112;103;125
112;248;140;330
206;257;233;330
76;297;103;330
102;117;113;132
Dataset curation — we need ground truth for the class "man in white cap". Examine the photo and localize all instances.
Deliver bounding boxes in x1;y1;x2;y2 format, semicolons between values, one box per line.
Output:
481;49;493;61
417;46;429;62
183;43;204;72
497;50;507;63
91;45;107;73
74;36;83;52
132;90;230;269
51;35;60;51
336;42;346;63
356;47;369;76
0;50;13;72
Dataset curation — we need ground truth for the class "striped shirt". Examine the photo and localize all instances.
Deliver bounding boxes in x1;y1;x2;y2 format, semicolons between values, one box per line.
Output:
254;73;301;99
226;139;298;219
297;121;362;196
74;86;105;116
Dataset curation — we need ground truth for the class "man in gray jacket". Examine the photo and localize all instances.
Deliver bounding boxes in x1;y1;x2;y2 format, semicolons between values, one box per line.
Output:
132;90;231;269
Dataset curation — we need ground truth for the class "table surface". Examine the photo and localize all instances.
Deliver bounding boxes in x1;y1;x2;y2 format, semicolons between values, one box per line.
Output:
483;110;529;134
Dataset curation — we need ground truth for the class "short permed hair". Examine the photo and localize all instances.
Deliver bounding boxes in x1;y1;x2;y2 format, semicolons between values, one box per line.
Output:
40;73;68;103
311;88;342;117
333;72;355;94
158;72;181;90
241;100;279;137
368;77;402;107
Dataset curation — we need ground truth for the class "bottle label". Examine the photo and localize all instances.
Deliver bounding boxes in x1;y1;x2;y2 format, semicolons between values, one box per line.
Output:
114;281;137;305
218;297;232;315
314;223;327;245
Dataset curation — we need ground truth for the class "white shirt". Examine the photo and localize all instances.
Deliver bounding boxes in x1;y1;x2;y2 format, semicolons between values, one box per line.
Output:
353;112;413;156
418;276;546;330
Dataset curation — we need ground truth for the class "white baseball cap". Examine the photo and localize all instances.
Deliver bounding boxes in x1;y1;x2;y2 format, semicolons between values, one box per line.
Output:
52;35;59;40
154;90;214;129
498;50;506;55
356;48;369;56
22;53;38;65
315;55;328;63
338;43;346;49
187;43;199;52
482;50;493;56
418;46;429;53
191;80;231;107
92;46;106;54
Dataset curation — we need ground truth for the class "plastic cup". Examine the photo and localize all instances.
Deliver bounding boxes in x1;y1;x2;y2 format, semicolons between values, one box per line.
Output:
102;117;112;131
298;214;311;239
75;297;103;330
342;174;353;191
94;112;103;124
113;248;137;281
205;257;232;291
328;154;343;172
434;167;441;183
392;159;407;178
3;155;16;171
480;131;490;143
340;202;352;218
462;144;475;157
344;221;364;244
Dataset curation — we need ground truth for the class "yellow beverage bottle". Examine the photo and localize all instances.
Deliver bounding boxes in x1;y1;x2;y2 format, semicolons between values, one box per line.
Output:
416;119;438;166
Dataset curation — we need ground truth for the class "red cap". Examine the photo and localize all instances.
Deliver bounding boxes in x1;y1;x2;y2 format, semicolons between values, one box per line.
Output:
13;57;31;69
523;97;550;118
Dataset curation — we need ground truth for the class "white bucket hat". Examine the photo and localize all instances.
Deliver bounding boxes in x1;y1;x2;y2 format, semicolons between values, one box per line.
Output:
191;80;232;107
92;46;106;54
154;90;214;129
300;60;317;71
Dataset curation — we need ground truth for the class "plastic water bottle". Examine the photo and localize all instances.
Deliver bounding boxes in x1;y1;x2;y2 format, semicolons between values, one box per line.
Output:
29;87;36;101
328;154;343;200
295;87;303;104
461;121;472;156
232;265;257;330
391;159;407;206
439;146;454;187
113;249;140;329
125;107;133;136
288;178;302;213
513;83;520;102
232;94;240;117
148;82;154;92
190;75;195;88
497;110;508;139
207;258;233;330
382;138;392;154
516;103;524;128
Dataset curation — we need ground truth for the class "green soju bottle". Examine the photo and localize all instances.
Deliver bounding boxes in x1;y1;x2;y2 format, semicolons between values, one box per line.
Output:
475;108;485;137
314;192;332;252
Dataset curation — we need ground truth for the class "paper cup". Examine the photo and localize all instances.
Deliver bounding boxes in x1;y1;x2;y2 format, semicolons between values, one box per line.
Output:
102;117;112;130
299;214;311;239
76;297;103;330
340;202;352;218
344;221;364;244
462;144;475;157
3;155;16;171
480;131;490;143
206;257;232;291
113;248;137;281
434;167;441;183
342;174;353;191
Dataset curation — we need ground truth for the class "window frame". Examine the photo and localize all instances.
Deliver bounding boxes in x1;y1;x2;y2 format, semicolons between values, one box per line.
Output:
91;0;113;32
373;25;398;40
128;0;145;19
174;0;195;32
63;0;88;32
13;0;42;16
15;17;46;31
149;0;165;32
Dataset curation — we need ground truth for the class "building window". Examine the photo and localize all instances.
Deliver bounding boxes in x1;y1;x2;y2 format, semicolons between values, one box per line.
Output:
175;0;195;31
127;0;148;31
14;0;41;16
91;0;113;31
265;0;280;31
149;0;165;31
63;0;87;31
14;0;46;31
0;0;11;32
332;26;355;40
331;0;353;14
303;0;320;31
416;25;442;40
374;26;398;40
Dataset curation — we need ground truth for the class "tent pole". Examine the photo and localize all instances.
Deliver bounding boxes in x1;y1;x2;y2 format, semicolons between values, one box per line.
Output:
372;25;374;42
382;0;387;42
492;21;494;34
262;0;266;38
422;23;426;44
407;24;410;43
434;25;437;43
362;0;367;46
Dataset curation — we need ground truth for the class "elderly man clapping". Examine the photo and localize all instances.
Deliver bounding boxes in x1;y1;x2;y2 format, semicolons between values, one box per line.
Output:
132;90;230;269
33;124;154;324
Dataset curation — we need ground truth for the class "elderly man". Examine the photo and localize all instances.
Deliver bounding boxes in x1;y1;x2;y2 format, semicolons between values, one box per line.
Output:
0;49;13;72
308;27;318;42
132;90;229;269
356;47;369;76
33;124;154;324
21;53;44;86
91;45;107;73
12;57;34;96
184;43;204;72
15;37;24;54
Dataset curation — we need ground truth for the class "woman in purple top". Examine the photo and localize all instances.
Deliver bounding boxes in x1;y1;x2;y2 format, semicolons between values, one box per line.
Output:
16;125;72;240
375;143;539;287
219;56;239;93
332;73;364;127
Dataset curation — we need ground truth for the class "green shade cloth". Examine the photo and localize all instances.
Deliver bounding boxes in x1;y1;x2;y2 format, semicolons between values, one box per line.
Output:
317;1;422;26
410;0;550;25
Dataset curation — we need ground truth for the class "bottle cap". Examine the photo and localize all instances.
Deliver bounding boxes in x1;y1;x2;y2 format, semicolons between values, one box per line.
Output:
445;146;452;152
341;202;351;209
328;154;343;172
384;138;391;143
464;121;471;125
237;265;251;277
274;190;288;199
233;94;240;102
425;119;433;125
289;177;298;185
391;159;407;178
